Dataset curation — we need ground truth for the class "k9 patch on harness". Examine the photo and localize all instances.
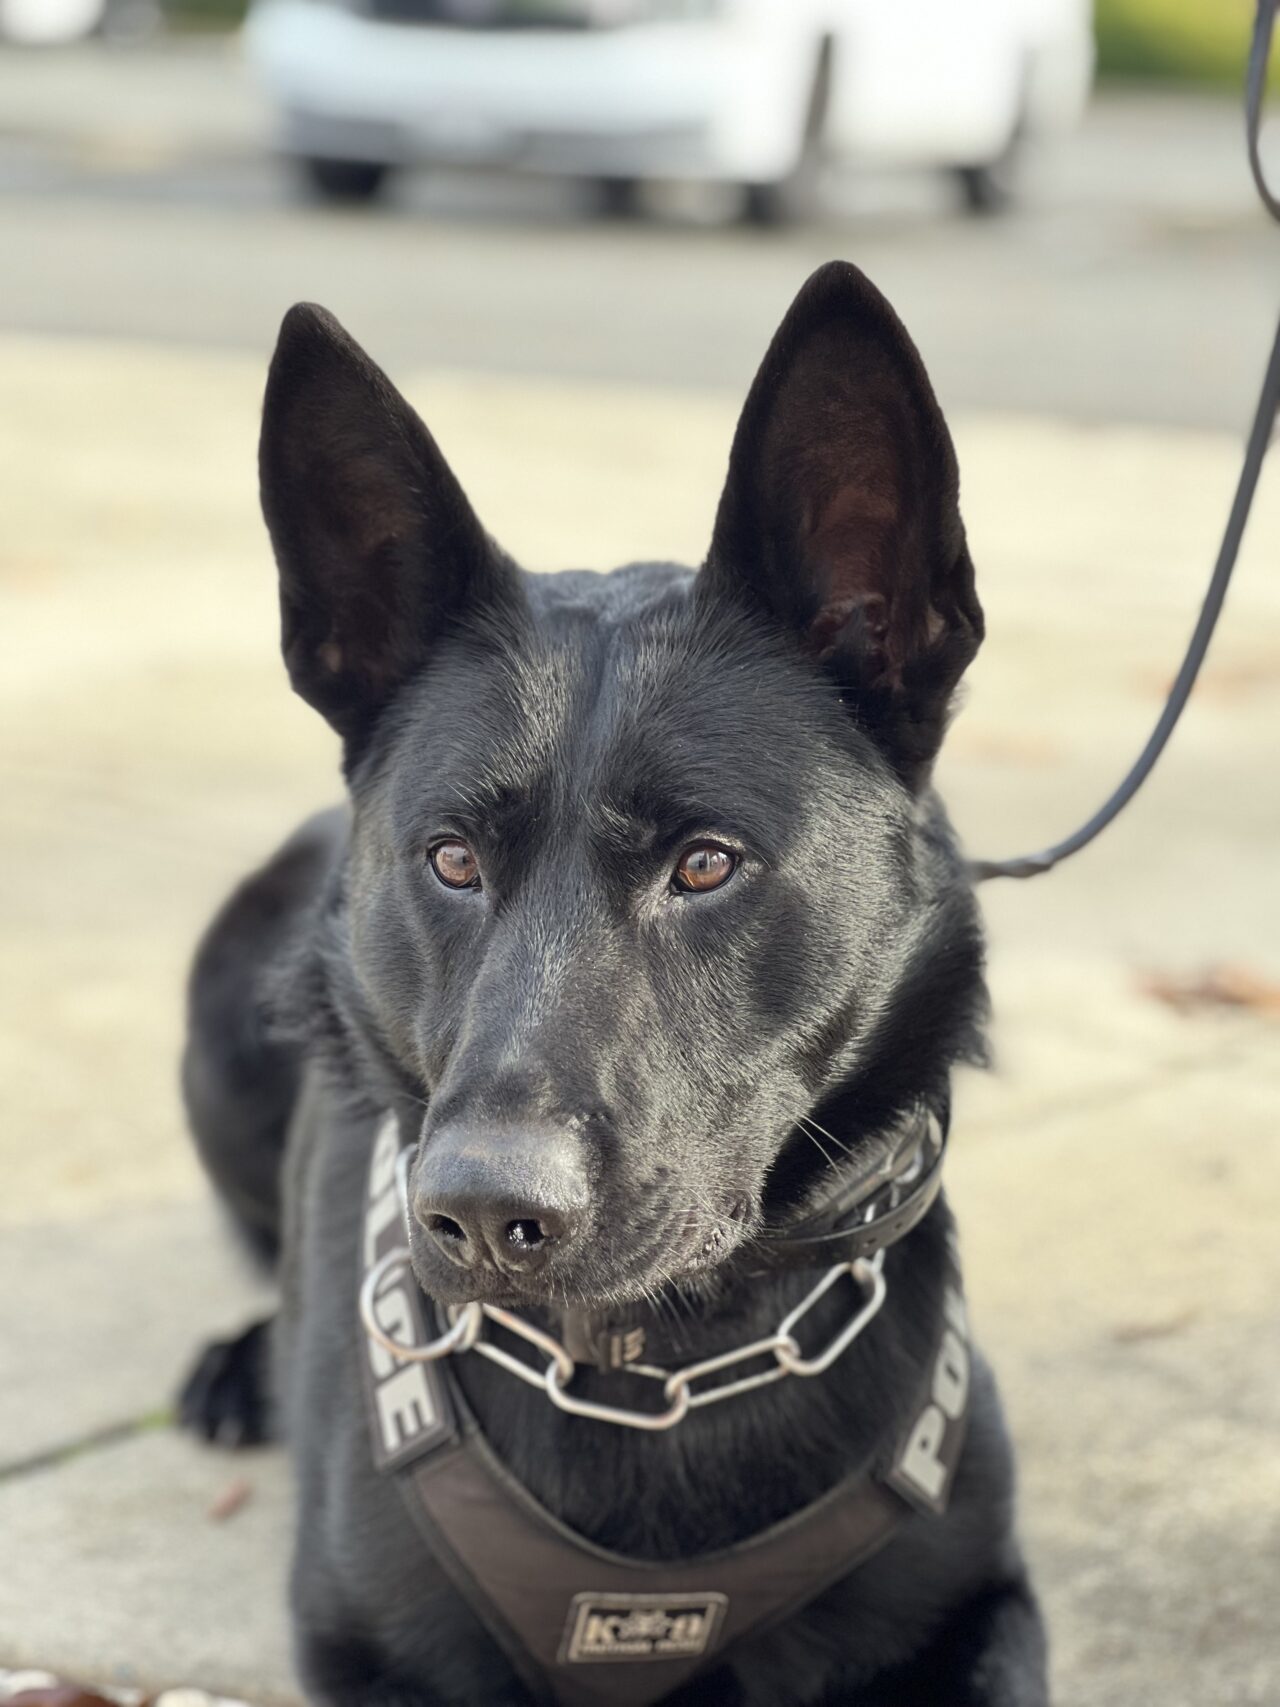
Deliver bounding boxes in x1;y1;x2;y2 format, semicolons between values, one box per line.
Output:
559;1593;728;1665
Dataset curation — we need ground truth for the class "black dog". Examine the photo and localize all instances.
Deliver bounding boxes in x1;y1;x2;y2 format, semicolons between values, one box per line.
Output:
180;261;1047;1707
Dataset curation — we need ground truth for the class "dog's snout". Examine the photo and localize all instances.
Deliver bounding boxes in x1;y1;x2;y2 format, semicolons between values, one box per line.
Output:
413;1125;588;1276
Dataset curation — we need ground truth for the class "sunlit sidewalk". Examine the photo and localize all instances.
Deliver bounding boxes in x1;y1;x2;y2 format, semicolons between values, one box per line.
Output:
2;334;1277;1706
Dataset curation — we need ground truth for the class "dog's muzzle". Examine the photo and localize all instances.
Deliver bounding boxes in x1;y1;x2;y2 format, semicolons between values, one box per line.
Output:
360;1105;945;1432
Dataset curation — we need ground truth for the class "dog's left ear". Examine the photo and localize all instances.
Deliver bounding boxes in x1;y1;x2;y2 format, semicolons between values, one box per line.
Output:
701;261;982;786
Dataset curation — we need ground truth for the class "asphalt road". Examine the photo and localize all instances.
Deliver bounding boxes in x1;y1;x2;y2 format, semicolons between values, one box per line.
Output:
0;36;1277;430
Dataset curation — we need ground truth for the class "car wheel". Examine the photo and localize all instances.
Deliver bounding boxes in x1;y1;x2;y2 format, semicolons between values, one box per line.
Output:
300;157;392;205
739;180;797;228
592;177;643;219
952;82;1027;218
953;158;1017;216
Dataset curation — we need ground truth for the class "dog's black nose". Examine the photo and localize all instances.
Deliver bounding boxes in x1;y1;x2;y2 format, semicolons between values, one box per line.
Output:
412;1124;588;1275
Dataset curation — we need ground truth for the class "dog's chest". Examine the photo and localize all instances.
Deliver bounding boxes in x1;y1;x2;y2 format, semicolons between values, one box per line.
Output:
346;1112;972;1707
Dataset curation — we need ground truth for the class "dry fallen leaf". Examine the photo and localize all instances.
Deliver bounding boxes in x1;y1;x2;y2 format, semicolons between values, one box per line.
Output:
1137;963;1280;1018
8;1689;122;1707
0;1675;251;1707
1112;1307;1199;1345
1135;658;1279;706
946;727;1062;766
207;1475;253;1522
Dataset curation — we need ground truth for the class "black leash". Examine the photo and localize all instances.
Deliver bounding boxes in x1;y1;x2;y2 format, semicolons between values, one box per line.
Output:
972;0;1280;883
1248;0;1280;221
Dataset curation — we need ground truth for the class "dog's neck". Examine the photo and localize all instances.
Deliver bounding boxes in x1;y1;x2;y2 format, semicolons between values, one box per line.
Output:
442;1185;960;1560
486;1096;948;1378
353;1081;960;1556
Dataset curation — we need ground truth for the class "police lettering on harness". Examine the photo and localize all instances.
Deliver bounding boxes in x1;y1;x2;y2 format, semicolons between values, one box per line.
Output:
887;1279;970;1514
360;1116;452;1470
560;1594;728;1664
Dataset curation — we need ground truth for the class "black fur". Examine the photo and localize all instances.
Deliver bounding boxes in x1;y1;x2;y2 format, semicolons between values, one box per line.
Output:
178;1316;275;1447
181;262;1046;1706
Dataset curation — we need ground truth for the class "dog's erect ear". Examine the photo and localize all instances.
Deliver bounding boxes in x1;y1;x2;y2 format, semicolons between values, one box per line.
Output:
702;261;982;785
260;304;519;745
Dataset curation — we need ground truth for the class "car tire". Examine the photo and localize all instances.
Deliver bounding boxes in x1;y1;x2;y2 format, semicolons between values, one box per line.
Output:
953;158;1017;216
739;180;801;228
300;157;392;205
592;177;643;219
953;78;1027;218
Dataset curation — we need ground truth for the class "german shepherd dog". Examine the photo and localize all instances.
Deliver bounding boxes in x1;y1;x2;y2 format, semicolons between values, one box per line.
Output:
180;262;1047;1706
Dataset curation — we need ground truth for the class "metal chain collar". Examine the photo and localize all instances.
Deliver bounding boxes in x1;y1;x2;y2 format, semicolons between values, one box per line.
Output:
359;1149;888;1433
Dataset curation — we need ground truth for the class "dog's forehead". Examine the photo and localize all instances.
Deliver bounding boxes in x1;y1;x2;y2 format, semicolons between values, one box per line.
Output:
386;564;850;840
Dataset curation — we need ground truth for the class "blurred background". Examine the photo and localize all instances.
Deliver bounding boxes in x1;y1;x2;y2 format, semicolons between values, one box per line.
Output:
2;4;1278;1706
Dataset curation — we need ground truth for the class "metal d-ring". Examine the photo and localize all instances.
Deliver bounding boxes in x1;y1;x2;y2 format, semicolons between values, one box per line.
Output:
359;1245;482;1362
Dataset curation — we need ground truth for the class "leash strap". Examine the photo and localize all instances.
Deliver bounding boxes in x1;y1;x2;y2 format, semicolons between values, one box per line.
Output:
972;1;1280;882
1248;0;1280;220
356;1129;971;1707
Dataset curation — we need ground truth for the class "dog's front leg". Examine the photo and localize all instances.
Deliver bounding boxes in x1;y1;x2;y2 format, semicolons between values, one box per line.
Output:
297;1632;537;1707
931;1574;1049;1707
817;1573;1049;1707
294;1580;539;1707
178;1314;275;1446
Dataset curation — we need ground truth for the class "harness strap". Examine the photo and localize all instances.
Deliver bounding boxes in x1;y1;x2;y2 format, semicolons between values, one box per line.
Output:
402;1403;906;1707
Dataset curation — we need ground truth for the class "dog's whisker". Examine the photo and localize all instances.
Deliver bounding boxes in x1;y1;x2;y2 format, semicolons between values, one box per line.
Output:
797;1112;854;1157
796;1125;839;1172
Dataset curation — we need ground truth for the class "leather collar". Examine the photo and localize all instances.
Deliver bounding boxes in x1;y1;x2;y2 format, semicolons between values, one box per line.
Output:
553;1104;947;1371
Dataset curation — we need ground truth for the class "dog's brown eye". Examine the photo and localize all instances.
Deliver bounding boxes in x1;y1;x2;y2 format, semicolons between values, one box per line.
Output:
673;843;736;894
430;840;480;890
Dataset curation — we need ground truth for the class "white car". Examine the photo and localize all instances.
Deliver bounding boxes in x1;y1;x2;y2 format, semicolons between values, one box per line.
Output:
246;0;1094;219
0;0;157;43
0;0;107;41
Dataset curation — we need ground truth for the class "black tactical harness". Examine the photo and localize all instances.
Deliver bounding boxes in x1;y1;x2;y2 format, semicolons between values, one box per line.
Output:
358;1111;970;1707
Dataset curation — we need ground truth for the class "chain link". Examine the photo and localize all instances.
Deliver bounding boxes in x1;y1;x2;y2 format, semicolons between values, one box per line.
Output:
360;1244;887;1433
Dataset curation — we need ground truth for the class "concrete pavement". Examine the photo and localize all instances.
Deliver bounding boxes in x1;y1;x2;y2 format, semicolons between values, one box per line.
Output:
1;332;1278;1703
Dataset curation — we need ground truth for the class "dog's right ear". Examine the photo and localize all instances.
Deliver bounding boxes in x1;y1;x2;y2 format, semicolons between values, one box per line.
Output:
260;304;519;746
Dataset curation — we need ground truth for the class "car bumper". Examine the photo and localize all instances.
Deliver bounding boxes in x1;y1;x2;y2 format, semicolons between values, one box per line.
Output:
246;0;814;181
278;104;714;177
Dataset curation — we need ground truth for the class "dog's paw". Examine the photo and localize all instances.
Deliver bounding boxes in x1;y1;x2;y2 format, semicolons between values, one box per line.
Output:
178;1317;274;1448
